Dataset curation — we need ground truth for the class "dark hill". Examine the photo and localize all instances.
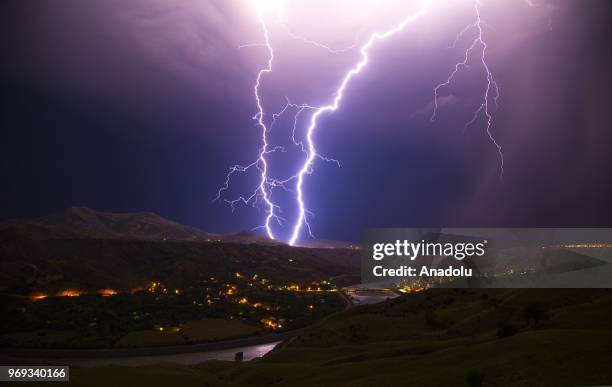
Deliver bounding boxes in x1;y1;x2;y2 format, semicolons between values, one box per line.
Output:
44;288;612;386
0;208;359;294
0;207;281;245
1;207;216;242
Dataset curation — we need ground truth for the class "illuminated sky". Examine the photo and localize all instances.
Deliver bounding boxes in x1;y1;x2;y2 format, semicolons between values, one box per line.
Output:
2;0;612;242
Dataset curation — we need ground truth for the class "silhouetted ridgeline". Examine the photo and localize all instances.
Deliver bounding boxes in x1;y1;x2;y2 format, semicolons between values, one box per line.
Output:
0;208;360;294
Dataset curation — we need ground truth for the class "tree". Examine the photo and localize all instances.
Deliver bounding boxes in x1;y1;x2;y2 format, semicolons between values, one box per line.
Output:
496;320;518;338
523;302;550;326
466;370;485;387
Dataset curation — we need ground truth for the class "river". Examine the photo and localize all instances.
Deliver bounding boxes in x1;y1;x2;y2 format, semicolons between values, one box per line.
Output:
51;341;281;367
344;287;399;305
1;292;357;367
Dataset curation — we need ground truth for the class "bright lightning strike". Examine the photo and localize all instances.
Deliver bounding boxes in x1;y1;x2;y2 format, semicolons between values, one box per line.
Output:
287;1;431;246
274;1;357;54
251;6;279;239
214;4;282;239
431;0;504;179
217;0;526;246
215;0;349;242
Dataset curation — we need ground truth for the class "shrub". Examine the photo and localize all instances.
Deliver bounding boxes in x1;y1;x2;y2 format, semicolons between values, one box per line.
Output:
496;320;518;338
424;309;454;330
466;370;485;387
523;302;551;326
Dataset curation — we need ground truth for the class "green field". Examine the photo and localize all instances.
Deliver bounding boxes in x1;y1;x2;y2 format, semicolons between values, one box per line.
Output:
114;318;260;347
181;318;260;342
115;330;185;347
1;285;344;349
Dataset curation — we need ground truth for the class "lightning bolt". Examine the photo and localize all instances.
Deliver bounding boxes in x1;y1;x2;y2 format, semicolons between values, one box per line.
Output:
217;0;526;246
214;4;282;239
274;1;357;54
431;0;503;179
287;1;431;246
252;7;280;239
216;1;349;241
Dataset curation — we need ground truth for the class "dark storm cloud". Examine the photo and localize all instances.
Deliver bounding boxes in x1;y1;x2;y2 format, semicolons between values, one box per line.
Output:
1;1;258;105
1;0;265;230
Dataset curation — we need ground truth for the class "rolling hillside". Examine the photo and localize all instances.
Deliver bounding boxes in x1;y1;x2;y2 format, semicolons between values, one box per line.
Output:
0;208;360;294
60;288;612;387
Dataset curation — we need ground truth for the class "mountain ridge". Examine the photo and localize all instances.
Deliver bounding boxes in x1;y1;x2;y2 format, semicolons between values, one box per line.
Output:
0;207;279;245
0;207;361;294
0;207;358;248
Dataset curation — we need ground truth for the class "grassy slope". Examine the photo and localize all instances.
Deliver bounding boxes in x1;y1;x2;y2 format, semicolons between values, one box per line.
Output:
47;289;612;387
0;238;360;294
114;319;260;347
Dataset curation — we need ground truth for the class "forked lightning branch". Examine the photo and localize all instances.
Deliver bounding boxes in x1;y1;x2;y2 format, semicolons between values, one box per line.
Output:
215;0;540;246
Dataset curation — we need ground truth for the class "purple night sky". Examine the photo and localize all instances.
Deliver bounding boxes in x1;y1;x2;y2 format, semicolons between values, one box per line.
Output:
2;0;612;243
